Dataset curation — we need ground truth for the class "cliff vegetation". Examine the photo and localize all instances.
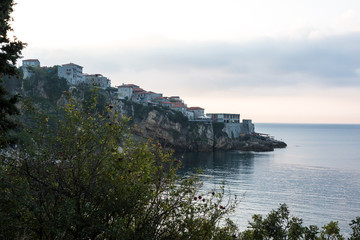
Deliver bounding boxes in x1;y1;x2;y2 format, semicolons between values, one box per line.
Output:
5;67;286;152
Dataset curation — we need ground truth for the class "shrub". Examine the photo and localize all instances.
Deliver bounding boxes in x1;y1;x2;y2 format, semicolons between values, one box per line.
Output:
0;92;238;239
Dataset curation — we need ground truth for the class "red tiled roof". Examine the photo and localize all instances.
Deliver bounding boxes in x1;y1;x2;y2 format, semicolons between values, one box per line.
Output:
119;84;139;88
132;88;144;92
63;63;83;68
171;103;185;108
188;107;204;110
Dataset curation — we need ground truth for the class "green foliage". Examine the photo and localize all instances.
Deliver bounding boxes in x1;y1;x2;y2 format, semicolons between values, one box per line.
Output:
132;101;151;119
2;74;21;93
82;87;108;114
127;100;189;126
0;0;26;148
349;217;360;240
0;92;238;239
240;204;359;240
0;0;26;77
168;110;189;125
319;221;344;240
0;79;20;147
23;66;68;104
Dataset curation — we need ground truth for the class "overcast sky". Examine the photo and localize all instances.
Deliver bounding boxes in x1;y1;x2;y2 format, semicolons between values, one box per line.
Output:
12;0;360;123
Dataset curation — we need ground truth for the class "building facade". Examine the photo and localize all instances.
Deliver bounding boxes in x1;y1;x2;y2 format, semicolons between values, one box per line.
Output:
241;119;255;133
84;74;110;89
188;107;205;119
22;59;40;78
117;84;139;100
58;63;84;85
206;113;240;123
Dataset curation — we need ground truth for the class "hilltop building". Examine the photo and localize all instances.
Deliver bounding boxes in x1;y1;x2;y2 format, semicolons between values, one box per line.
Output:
188;107;205;119
58;63;84;85
83;73;110;89
117;83;163;105
22;59;40;78
21;57;255;138
241;119;255;133
206;113;240;123
206;113;254;137
117;84;139;100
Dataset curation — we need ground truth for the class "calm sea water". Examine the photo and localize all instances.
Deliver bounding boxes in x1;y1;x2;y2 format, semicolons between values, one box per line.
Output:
176;123;360;235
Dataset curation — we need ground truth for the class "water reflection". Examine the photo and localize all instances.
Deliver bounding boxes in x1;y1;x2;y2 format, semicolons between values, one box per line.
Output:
175;150;360;235
177;151;257;176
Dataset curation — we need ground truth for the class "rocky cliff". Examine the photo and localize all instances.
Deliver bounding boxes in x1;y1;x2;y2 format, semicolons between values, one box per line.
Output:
115;100;287;152
21;76;286;152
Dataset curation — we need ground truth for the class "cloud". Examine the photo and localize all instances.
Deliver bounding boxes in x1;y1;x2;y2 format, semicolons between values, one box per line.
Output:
23;31;360;92
98;33;360;89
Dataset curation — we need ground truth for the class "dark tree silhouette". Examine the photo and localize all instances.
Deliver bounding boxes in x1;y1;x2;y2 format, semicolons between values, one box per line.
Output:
0;0;26;147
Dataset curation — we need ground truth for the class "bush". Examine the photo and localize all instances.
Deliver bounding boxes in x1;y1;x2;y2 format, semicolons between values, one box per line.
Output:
0;93;238;239
240;204;360;240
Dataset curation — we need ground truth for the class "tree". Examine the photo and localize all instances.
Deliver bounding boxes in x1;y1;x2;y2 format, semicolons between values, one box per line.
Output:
0;0;26;147
239;204;360;240
0;92;238;239
319;221;344;240
241;204;318;240
349;217;360;240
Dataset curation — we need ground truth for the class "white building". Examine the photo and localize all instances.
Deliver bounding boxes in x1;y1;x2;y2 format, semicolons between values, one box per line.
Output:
188;107;205;119
22;59;40;78
241;119;255;133
58;63;84;85
206;113;240;123
84;74;111;89
148;91;163;100
131;88;151;104
117;84;139;100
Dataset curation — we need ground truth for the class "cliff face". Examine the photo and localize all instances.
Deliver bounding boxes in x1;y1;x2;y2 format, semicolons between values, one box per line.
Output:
119;105;286;152
23;80;286;152
132;109;215;152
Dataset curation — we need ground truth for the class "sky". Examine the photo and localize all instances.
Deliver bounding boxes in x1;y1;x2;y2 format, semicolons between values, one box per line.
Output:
11;0;360;124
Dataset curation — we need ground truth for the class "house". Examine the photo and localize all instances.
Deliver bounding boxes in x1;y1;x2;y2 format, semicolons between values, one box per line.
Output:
83;73;110;89
58;63;84;85
22;59;40;78
169;96;182;103
170;103;187;113
148;91;163;100
131;88;144;102
206;113;240;123
131;88;153;104
161;101;173;108
22;59;40;68
151;96;166;105
117;84;139;100
188;107;205;119
241;119;255;133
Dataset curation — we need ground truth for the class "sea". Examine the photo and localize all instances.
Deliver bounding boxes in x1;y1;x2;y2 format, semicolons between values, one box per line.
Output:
176;123;360;235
